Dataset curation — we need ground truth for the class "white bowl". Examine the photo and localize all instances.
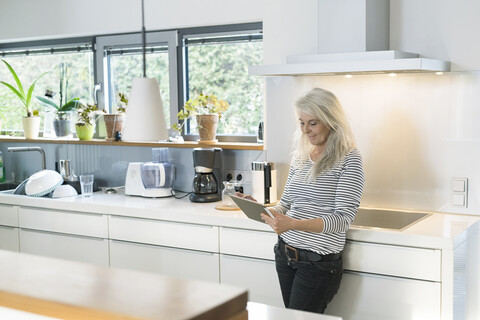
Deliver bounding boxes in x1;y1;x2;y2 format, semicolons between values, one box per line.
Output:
25;170;63;197
52;184;78;198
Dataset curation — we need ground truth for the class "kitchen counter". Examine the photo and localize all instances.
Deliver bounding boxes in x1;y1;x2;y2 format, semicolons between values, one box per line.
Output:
0;250;341;320
1;190;479;320
0;250;247;320
1;189;478;249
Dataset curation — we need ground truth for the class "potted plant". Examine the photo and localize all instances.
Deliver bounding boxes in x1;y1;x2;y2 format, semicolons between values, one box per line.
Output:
172;93;229;142
37;94;82;137
75;103;102;140
36;63;82;137
0;59;47;139
103;92;127;140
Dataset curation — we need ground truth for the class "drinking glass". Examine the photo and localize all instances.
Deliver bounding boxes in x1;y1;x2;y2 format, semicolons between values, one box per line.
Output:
79;174;94;197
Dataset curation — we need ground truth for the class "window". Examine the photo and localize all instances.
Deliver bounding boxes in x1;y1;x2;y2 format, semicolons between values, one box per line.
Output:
180;24;263;141
95;31;178;131
0;39;94;134
0;23;263;142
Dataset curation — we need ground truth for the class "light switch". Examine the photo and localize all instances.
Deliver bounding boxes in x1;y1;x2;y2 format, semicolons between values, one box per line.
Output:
452;194;466;207
452;178;467;192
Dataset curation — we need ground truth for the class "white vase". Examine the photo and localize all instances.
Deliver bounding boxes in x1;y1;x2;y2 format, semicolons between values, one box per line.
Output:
22;117;41;139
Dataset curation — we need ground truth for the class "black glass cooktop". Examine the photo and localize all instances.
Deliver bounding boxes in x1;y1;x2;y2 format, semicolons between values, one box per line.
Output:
351;208;430;231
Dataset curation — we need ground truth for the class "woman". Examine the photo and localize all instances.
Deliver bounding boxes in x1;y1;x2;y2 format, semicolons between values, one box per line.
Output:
261;87;364;313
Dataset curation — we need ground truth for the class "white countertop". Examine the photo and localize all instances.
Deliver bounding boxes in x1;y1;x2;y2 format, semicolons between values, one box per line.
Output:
1;190;479;250
0;303;342;320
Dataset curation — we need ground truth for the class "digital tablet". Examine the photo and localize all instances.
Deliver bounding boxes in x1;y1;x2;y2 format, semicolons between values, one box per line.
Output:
230;195;275;223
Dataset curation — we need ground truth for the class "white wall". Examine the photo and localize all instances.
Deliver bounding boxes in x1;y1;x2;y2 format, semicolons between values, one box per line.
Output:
2;0;480;215
0;0;264;42
263;1;480;215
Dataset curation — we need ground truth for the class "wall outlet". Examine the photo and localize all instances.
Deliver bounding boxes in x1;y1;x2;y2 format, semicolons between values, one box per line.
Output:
224;170;235;182
224;170;251;183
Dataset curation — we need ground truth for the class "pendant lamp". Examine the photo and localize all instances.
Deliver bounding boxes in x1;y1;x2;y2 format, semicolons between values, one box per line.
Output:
122;0;168;142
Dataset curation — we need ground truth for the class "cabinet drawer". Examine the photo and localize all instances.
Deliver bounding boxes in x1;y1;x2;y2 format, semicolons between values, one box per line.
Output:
344;241;441;281
18;207;108;238
110;240;219;283
0;204;18;227
220;227;277;260
20;229;109;266
0;225;19;251
109;216;219;252
220;254;283;307
326;271;441;320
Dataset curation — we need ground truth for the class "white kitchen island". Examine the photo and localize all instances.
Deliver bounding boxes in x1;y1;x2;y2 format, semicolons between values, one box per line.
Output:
0;190;479;320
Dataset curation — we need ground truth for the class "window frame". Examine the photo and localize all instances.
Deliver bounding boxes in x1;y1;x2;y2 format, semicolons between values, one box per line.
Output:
95;31;178;126
177;22;263;143
0;37;95;135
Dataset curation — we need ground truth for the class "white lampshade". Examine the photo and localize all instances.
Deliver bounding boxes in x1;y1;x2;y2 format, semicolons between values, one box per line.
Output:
122;77;168;142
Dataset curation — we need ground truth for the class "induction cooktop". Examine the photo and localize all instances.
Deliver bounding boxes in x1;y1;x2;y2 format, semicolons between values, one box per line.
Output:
351;208;430;231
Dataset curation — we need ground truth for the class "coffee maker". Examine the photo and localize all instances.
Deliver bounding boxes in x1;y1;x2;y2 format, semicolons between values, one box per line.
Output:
190;148;223;203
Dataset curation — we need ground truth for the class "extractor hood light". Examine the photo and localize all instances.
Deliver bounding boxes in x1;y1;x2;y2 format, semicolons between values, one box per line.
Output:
249;51;450;76
436;72;444;76
388;73;397;77
345;74;353;79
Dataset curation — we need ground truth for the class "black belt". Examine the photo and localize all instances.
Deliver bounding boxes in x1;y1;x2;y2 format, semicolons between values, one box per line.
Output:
277;237;342;262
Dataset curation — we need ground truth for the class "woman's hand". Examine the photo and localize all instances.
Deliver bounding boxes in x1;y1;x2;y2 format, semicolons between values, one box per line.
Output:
235;192;257;202
261;210;295;235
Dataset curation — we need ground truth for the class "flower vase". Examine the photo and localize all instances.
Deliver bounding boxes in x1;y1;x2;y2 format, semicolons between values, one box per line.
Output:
76;123;95;140
22;116;41;139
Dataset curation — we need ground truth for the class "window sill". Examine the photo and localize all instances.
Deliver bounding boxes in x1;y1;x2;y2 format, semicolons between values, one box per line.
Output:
0;136;264;150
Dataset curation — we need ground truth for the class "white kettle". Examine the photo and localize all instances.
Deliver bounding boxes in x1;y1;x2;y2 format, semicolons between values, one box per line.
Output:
251;161;277;204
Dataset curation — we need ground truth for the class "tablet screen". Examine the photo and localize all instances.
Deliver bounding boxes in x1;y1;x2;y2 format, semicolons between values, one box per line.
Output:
231;195;274;223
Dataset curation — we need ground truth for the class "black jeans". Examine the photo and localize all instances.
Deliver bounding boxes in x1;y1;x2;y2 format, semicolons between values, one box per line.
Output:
274;238;343;314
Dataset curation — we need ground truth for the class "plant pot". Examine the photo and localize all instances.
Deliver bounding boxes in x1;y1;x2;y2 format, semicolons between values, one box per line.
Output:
75;123;95;140
196;114;219;142
53;119;71;137
53;111;72;137
22;117;41;139
103;114;125;139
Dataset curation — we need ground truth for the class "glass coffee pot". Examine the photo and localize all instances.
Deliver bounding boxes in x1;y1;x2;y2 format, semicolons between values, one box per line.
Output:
222;181;242;207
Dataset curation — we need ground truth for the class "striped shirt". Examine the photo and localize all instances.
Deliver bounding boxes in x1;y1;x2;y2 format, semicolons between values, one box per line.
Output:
272;149;365;255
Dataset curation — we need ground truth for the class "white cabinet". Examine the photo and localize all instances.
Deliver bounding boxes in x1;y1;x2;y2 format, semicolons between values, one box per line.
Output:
219;227;283;306
220;227;277;260
20;229;109;266
19;207;108;238
109;215;220;283
0;204;19;251
344;241;441;281
109;216;218;252
220;254;283;307
325;240;442;320
110;240;219;282
325;271;441;320
0;225;19;251
18;207;109;266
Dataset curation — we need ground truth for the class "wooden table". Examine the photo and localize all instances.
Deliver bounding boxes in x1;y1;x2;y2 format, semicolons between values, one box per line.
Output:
0;250;247;320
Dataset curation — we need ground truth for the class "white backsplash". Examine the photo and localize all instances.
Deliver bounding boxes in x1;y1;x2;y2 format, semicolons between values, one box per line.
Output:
266;71;480;215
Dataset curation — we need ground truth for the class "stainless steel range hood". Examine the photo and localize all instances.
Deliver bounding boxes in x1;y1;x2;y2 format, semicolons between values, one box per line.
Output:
249;50;450;76
249;0;450;76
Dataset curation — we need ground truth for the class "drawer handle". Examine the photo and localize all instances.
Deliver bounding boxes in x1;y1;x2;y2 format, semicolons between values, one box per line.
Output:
20;228;107;241
0;225;17;230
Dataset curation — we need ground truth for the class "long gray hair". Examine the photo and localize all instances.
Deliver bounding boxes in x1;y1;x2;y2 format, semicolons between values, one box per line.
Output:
293;88;356;180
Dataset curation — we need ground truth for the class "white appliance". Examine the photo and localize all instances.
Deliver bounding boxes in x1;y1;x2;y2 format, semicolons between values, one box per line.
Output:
125;162;174;198
251;162;277;205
